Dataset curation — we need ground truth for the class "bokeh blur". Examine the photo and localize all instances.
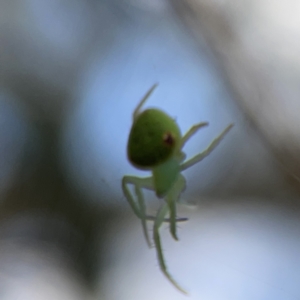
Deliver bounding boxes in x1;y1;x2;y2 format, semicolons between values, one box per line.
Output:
0;0;300;299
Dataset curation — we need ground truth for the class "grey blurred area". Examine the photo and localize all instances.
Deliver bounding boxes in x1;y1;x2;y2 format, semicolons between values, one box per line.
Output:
171;0;300;187
0;0;299;299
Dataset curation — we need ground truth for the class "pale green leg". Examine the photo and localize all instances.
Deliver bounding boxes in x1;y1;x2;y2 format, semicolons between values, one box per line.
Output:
133;84;158;121
122;175;154;247
180;121;209;149
122;175;188;247
153;203;188;294
145;215;188;222
180;124;233;171
166;174;186;241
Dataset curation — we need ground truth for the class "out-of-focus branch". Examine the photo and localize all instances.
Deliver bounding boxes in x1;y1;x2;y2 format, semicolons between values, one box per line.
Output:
171;0;300;188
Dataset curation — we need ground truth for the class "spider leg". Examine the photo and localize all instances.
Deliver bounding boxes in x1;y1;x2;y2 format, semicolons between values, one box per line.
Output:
133;84;158;121
180;124;233;171
145;215;188;222
122;175;188;247
166;174;186;241
153;203;188;294
180;121;209;149
122;175;154;247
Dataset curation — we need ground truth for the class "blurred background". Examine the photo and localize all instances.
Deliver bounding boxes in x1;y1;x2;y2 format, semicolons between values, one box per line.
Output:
0;0;300;299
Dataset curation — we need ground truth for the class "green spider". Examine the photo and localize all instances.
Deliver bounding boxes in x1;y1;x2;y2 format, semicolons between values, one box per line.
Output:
122;84;233;293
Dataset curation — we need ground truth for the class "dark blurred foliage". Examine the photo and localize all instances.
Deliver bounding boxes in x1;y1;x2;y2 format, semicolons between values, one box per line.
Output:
0;1;125;297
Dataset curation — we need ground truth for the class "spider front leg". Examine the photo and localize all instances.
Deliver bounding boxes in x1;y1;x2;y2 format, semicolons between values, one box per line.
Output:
133;83;158;121
180;121;209;149
180;123;234;171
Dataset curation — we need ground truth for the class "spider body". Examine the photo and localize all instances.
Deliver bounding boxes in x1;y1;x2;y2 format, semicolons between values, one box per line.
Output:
122;84;233;293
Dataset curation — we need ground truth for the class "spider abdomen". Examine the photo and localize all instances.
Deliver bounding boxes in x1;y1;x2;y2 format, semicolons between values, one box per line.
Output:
127;109;181;169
